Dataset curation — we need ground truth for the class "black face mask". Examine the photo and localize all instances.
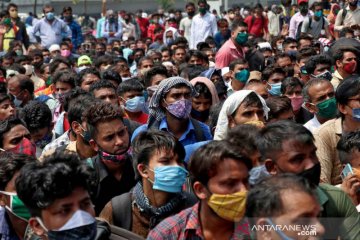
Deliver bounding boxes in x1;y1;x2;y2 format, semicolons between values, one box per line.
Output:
300;7;308;15
33;61;43;70
349;0;358;6
187;11;195;17
297;163;321;187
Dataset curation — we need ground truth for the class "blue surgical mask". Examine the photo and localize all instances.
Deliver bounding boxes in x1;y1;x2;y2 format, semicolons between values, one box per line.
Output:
46;12;55;21
249;165;270;186
314;10;323;18
352;108;360;122
13;96;23;107
148;166;188;193
266;218;294;240
268;82;282;96
312;70;332;81
125;96;145;113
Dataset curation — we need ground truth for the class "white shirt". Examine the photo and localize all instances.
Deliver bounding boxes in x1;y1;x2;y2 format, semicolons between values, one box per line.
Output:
190;12;217;49
179;17;192;42
304;115;321;133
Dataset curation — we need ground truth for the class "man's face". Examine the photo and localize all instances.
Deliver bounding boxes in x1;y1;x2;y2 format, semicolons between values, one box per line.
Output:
0;99;15;121
186;5;195;14
150;74;166;86
219;23;229;35
139;60;154;74
7;78;21;97
173;49;186;63
298;39;312;50
35;187;95;231
313;63;331;76
231;63;249;79
269;139;319;175
231;26;248;42
268;72;285;84
63;10;71;18
246;83;269;100
338;51;357;71
192;95;211;112
204;50;215;62
188;56;204;66
306;81;334;114
91;119;129;154
95;44;105;55
162;86;191;108
340;93;360;119
55;81;72;95
55;63;69;73
32;55;43;66
284;85;302;98
277;57;292;68
42;66;50;81
2;58;13;68
229;102;265;128
206;158;249;196
348;150;360;169
259;190;324;239
93;88;118;105
283;43;297;53
81;74;100;92
162;51;171;62
2;124;30;150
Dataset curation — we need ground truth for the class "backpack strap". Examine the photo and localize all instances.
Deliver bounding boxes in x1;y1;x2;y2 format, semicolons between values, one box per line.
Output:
190;118;206;142
308;17;312;30
111;192;133;230
341;8;347;25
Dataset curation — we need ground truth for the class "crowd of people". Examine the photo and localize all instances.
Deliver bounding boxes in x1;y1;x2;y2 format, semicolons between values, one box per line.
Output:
0;0;360;239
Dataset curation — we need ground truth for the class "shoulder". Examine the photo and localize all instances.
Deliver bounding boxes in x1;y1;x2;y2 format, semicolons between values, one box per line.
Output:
316;118;337;134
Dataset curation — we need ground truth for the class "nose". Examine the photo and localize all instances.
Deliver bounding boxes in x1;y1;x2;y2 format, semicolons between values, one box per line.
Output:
252;113;260;121
114;135;125;147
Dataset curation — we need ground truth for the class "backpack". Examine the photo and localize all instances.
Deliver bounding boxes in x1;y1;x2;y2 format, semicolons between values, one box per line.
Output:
296;16;325;40
109;225;145;240
111;192;133;230
339;8;348;25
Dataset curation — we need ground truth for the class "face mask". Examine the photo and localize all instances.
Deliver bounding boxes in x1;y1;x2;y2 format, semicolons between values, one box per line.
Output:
165;99;192;119
0;191;31;221
35;133;53;149
249;165;270;186
61;49;71;57
343;61;357;74
46;76;52;86
64;15;73;22
315;97;337;119
199;7;207;14
276;44;283;52
10;11;18;19
191;108;210;120
6;137;36;157
287;50;297;58
285;66;295;77
79;125;91;145
268;82;282;96
55;92;66;104
13;96;23;107
312;70;332;81
121;77;131;81
244;120;265;128
235;69;250;83
38;210;97;240
289;96;303;111
24;64;33;76
99;147;131;164
46;12;55;21
352;108;360;122
266;218;294;240
235;32;248;45
44;56;51;64
297;162;321;187
33;61;43;70
15;49;22;56
314;10;323;18
187;11;195;17
208;190;247;222
166;38;174;46
125;96;145;113
349;0;358;6
148;166;188;193
77;66;89;73
109;17;115;24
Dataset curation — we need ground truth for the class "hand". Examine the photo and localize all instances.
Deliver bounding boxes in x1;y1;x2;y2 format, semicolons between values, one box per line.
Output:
109;32;115;37
341;174;360;205
0;25;6;35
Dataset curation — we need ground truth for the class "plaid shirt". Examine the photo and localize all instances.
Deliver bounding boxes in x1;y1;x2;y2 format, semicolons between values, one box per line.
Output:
147;203;250;240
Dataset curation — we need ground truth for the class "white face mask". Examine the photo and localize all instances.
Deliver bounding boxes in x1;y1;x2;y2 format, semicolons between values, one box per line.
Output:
24;64;33;76
77;66;89;73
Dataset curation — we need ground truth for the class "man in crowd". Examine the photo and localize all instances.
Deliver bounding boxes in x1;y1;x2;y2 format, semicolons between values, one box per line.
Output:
331;47;358;89
179;2;196;42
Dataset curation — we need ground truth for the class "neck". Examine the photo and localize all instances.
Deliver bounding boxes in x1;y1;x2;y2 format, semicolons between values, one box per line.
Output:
200;202;235;239
125;110;142;120
343;116;360;133
338;68;351;79
165;114;189;139
142;179;170;207
231;38;243;51
103;161;125;181
76;139;96;159
315;115;330;124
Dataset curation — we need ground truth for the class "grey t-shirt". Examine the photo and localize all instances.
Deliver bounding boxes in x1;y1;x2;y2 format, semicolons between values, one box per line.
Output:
301;16;329;38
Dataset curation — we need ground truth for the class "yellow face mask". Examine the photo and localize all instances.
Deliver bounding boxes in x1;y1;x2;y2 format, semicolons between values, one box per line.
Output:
208;191;247;222
244;120;265;128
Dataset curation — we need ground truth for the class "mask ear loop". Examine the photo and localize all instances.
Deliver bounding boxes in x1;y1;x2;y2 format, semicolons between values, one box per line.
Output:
145;166;159;208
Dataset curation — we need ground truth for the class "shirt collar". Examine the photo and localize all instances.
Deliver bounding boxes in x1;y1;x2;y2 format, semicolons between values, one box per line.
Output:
184;203;204;237
316;185;329;207
159;117;195;141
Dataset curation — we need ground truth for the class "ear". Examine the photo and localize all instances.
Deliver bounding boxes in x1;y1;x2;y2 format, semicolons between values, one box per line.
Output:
193;181;208;200
89;139;98;152
29;217;46;237
228;115;236;129
160;98;167;109
137;163;149;179
335;59;342;68
264;159;277;175
338;103;348;116
304;102;317;114
72;121;82;136
118;96;126;106
256;218;273;240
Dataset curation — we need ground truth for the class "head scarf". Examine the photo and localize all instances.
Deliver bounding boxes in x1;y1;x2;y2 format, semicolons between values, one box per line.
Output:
190;77;220;106
148;77;197;125
200;68;222;80
214;90;269;140
328;3;340;23
163;27;180;44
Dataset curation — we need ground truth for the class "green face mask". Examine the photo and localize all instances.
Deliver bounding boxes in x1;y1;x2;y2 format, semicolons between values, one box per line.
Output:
236;32;248;45
235;69;250;83
199;7;207;14
315;97;337;119
46;76;52;86
0;191;31;221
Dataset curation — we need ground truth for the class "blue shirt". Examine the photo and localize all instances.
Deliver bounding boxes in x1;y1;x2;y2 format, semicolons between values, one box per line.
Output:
131;118;212;147
66;20;83;51
101;19;123;43
96;17;105;38
184;140;211;163
31;18;71;49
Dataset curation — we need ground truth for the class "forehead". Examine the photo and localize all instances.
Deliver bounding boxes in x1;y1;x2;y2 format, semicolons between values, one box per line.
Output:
84;73;99;79
94;87;115;96
96;119;125;135
281;138;315;155
210;158;249;180
4;124;29;138
166;86;191;95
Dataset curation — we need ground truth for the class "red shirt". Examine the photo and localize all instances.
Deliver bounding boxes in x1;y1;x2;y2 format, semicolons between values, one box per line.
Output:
215;38;245;68
136;17;149;39
125;112;148;124
244;15;268;38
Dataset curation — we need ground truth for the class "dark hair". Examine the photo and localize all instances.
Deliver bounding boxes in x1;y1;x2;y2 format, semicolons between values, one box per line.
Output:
63;87;88;112
0;152;35;191
132;130;185;180
262;65;286;82
144;66;169;88
0;117;27;148
230;20;248;32
333;47;358;63
0;93;11;105
89;80;116;95
117;78;144;96
76;68;101;87
340;27;354;38
49;57;71;75
7;3;18;11
266;96;293;122
275;52;291;63
62;6;72;13
336;75;360;117
185;50;207;64
21;101;52;133
229;58;248;71
257;120;314;162
13;75;34;95
207;101;224;132
83;101;123;139
68;95;98;129
102;69;122;85
282;37;297;48
185;2;195;8
189;140;252;186
194;82;212;100
14;55;32;64
137;56;153;69
280;77;303;95
226;124;260;157
304;54;332;75
295;47;316;63
94;55;113;69
198;0;208;6
246;174;315;224
16;152;95;217
302;78;331;102
337;131;360;164
297;34;313;46
186;65;208;80
52;70;76;88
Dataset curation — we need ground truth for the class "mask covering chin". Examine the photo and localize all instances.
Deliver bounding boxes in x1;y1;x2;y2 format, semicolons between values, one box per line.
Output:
297;162;321;187
99;146;131;164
